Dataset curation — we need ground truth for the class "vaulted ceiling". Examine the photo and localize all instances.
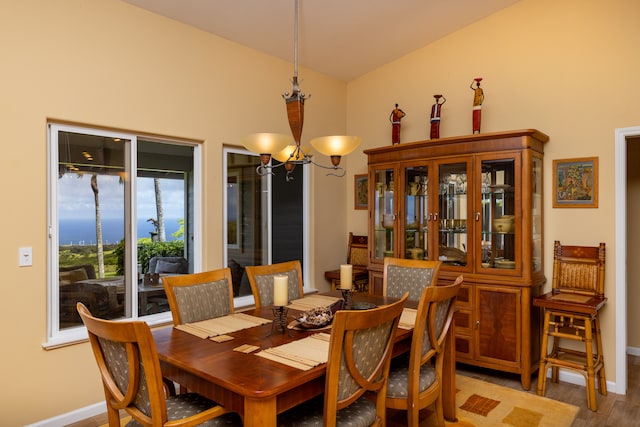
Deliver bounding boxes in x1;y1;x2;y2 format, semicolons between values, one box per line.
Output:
122;0;522;81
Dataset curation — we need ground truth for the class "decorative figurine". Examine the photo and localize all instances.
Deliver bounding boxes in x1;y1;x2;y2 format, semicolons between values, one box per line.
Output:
389;103;406;145
470;78;484;134
429;94;446;139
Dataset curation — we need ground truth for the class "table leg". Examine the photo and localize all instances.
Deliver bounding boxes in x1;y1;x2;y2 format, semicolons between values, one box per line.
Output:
443;319;457;422
243;396;277;427
138;291;148;315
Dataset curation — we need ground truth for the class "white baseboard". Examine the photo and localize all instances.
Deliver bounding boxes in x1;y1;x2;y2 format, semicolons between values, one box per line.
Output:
548;367;619;395
627;346;640;356
25;402;106;427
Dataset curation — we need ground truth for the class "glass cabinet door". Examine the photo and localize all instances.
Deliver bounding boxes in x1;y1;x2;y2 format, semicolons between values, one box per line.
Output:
403;165;429;260
531;155;543;273
479;156;518;271
437;161;469;267
372;166;396;260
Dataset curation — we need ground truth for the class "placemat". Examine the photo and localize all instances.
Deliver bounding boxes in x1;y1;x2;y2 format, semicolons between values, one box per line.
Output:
176;313;271;339
287;295;342;312
398;307;417;330
256;333;331;370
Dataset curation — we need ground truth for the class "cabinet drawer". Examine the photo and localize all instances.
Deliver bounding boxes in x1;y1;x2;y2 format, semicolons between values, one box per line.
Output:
456;284;473;308
455;335;472;360
454;309;473;335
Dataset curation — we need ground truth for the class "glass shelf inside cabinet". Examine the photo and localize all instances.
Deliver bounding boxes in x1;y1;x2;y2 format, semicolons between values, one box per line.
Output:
480;159;516;269
405;166;429;260
373;169;395;259
437;164;468;266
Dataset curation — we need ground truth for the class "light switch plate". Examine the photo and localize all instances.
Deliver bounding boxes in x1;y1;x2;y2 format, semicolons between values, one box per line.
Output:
19;247;32;267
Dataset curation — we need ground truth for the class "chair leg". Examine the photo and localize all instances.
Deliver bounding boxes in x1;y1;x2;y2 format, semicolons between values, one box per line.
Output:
584;319;598;411
537;310;551;397
433;394;445;427
105;400;121;427
594;316;607;396
550;317;561;384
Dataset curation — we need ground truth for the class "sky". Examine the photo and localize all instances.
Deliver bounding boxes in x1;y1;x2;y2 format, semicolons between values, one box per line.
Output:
58;173;185;221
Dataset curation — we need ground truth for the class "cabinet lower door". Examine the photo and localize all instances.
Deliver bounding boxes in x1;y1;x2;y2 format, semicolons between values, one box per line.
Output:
475;285;521;368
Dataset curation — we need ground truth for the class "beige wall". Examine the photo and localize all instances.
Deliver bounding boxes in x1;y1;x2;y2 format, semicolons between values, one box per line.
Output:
346;0;640;400
0;0;348;424
5;0;640;423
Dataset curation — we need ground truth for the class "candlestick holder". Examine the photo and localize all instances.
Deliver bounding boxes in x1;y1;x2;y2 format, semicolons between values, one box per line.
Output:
269;306;293;337
339;288;353;310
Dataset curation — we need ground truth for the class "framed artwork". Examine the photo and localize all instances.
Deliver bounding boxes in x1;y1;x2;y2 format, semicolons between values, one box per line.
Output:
354;174;368;210
552;157;598;208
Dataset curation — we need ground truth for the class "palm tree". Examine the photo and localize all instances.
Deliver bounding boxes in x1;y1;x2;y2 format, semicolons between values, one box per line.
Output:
154;178;166;242
90;174;105;278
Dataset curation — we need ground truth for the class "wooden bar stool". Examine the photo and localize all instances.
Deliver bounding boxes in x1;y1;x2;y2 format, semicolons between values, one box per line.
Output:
533;241;607;411
324;232;369;292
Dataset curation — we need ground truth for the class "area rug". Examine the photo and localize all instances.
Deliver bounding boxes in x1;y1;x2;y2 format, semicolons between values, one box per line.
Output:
104;375;579;427
388;374;579;427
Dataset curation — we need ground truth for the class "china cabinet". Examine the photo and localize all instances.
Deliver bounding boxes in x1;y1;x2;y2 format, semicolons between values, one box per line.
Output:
364;129;548;389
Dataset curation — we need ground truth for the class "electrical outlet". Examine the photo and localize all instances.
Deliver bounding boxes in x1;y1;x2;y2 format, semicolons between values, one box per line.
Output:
19;247;32;267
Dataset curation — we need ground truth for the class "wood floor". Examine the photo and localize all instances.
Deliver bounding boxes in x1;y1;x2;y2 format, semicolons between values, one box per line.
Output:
67;355;640;427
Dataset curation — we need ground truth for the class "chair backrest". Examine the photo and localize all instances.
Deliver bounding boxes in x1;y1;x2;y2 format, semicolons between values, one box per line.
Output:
77;302;169;425
325;294;408;426
162;268;235;326
59;264;97;284
552;240;606;297
148;256;189;274
383;258;442;302
246;260;304;308
409;275;462;393
347;232;368;267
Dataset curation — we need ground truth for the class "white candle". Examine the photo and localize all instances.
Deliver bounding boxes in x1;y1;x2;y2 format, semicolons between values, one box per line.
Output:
273;275;289;306
340;264;353;290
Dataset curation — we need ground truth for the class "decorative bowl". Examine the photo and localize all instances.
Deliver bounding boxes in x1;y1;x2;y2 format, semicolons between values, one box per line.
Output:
495;259;516;269
296;300;343;329
492;215;514;233
382;214;395;229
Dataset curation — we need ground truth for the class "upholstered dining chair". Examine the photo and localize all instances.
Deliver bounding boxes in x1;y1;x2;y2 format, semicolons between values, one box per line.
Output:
278;294;409;427
162;268;235;326
76;302;242;427
386;275;462;427
246;260;304;308
383;257;442;302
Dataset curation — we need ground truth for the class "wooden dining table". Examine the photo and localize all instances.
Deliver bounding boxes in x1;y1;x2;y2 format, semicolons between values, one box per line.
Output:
153;292;457;426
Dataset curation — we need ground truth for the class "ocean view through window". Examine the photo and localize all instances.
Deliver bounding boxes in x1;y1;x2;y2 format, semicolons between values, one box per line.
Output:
47;123;201;346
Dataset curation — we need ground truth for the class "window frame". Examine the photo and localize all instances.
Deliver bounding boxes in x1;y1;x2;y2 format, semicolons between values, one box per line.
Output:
44;123;202;348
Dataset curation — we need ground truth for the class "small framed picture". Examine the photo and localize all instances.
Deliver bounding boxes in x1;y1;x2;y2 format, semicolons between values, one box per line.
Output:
354;174;368;210
552;157;598;208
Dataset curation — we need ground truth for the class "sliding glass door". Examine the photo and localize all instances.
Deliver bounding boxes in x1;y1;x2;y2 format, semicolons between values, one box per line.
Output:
224;147;305;302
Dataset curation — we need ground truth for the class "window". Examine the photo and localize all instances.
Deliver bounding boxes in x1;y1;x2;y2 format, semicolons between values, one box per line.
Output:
223;147;308;307
46;123;201;347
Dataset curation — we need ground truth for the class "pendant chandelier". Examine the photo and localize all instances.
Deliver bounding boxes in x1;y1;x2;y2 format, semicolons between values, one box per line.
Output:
241;0;361;180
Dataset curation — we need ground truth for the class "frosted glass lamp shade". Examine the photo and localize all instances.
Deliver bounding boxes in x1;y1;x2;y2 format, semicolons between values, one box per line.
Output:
310;135;362;157
272;144;313;163
241;133;293;156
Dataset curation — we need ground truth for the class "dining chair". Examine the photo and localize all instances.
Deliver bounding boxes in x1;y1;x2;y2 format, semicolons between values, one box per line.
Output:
246;260;304;308
76;302;242;427
278;293;409;427
533;240;607;411
162;268;235;326
386;275;462;427
383;257;442;302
